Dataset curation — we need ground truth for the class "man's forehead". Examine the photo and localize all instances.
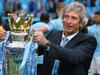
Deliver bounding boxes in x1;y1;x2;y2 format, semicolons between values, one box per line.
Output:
65;11;80;17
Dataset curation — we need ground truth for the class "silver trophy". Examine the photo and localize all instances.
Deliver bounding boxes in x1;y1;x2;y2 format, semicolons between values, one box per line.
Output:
6;14;34;75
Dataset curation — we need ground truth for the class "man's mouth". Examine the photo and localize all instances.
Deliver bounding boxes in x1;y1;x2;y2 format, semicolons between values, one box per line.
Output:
65;26;73;29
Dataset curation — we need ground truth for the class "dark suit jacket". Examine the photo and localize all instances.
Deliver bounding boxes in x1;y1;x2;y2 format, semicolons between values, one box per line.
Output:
37;30;97;75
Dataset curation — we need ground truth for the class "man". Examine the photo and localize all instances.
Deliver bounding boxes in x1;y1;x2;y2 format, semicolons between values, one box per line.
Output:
33;2;97;75
88;11;100;75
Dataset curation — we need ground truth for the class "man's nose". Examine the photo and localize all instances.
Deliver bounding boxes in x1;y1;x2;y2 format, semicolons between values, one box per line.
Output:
67;17;72;23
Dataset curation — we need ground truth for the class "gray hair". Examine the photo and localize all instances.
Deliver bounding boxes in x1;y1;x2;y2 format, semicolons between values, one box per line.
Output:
62;2;88;29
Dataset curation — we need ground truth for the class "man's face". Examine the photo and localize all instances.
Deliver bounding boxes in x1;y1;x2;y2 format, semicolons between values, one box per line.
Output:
94;14;100;24
63;11;81;36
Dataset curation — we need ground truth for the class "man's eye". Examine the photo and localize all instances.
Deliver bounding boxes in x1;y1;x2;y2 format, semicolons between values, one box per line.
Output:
71;17;77;20
64;16;69;19
72;17;77;20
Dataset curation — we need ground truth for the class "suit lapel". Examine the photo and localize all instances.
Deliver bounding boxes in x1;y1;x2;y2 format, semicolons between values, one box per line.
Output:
65;32;85;48
52;31;63;45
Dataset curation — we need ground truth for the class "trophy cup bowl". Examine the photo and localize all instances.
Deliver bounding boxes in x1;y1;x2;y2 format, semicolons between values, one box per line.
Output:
7;13;34;42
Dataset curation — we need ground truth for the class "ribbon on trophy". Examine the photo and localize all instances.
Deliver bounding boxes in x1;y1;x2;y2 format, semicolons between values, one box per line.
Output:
19;40;38;75
20;31;39;75
0;31;11;75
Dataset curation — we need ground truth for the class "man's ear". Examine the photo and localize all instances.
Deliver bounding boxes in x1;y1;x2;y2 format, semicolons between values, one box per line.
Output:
79;24;82;27
80;16;89;30
79;24;82;29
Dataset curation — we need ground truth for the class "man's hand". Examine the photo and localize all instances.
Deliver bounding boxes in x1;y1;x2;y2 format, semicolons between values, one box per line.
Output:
33;30;48;46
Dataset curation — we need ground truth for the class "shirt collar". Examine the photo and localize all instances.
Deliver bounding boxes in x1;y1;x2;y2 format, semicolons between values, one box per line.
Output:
62;32;78;41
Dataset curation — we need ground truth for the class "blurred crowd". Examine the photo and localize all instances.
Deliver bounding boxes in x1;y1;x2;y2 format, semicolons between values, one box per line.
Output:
0;0;100;34
0;0;100;18
0;0;100;39
0;0;100;35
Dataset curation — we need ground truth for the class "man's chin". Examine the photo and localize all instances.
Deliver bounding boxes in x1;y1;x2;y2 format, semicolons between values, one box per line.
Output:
64;30;74;35
64;29;73;33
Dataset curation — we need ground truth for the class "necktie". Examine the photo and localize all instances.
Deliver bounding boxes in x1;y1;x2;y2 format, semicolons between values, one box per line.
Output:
60;37;68;47
52;37;68;75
